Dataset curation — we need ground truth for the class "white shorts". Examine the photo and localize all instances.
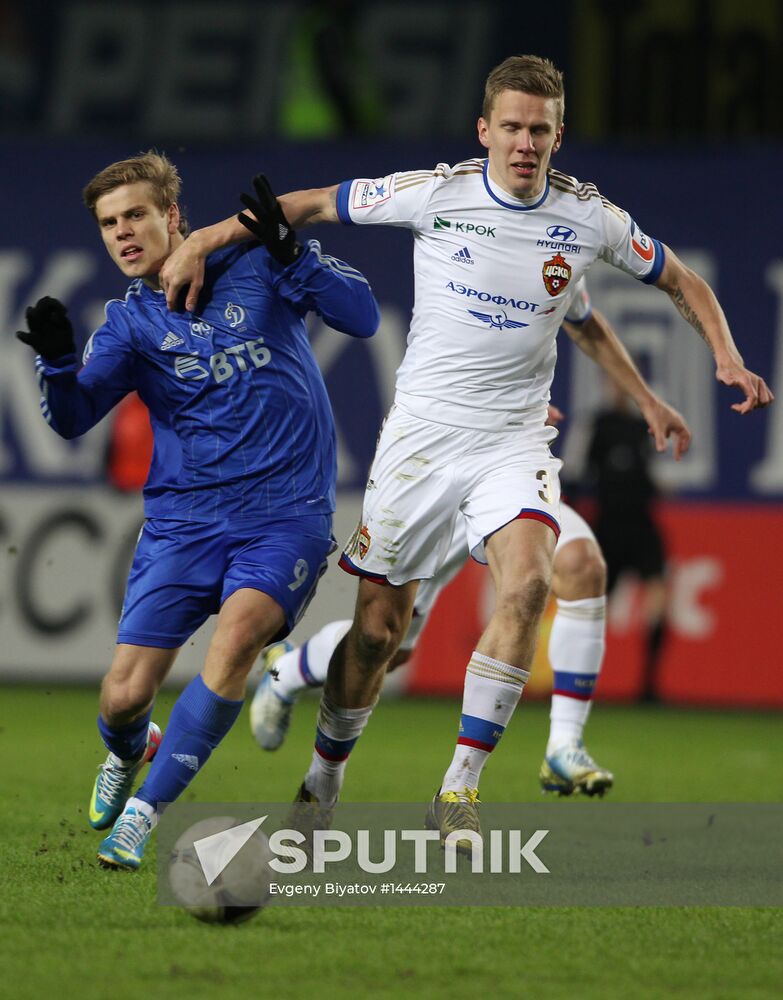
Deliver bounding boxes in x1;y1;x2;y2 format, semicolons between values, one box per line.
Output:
400;500;596;650
340;402;562;587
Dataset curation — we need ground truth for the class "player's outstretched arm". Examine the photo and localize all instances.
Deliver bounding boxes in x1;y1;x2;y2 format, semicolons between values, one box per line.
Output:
655;246;774;414
16;296;75;360
161;184;340;312
237;176;377;336
17;297;131;439
238;174;302;265
277;185;340;228
563;309;692;460
160;214;244;311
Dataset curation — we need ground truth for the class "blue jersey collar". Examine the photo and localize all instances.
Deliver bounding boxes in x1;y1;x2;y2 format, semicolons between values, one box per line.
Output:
482;161;549;211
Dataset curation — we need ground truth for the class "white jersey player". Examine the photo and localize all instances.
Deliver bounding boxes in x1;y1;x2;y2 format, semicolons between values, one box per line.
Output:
333;157;666;586
336;160;660;432
247;288;691;801
160;54;771;853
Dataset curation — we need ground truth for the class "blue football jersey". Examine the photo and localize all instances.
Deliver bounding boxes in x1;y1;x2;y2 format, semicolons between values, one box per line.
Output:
36;239;379;521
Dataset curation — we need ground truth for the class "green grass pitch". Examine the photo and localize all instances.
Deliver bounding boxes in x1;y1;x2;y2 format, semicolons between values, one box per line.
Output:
1;684;781;1000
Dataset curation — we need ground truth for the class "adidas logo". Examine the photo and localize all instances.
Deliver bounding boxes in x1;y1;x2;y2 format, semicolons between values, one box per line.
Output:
160;331;185;351
172;753;199;771
278;223;289;239
451;246;474;265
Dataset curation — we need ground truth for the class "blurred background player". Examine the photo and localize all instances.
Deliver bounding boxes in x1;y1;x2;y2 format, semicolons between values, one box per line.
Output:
105;392;153;493
278;0;381;138
585;384;670;702
16;154;379;871
250;295;691;799
161;55;771;851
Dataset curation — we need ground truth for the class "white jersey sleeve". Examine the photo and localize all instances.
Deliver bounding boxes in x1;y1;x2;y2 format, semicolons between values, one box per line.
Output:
336;167;448;230
563;276;592;324
331;161;665;433
598;199;666;284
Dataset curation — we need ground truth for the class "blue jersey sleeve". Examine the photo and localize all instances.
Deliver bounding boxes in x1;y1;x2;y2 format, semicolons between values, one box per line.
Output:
271;239;380;339
35;305;137;439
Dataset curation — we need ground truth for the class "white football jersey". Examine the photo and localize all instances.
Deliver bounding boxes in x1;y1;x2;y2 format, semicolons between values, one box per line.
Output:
337;159;664;430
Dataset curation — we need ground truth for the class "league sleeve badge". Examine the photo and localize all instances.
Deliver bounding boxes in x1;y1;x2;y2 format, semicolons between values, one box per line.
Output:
630;221;656;263
352;176;394;211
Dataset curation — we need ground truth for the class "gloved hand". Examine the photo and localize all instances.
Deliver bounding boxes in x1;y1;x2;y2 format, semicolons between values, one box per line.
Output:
16;296;76;360
238;174;301;266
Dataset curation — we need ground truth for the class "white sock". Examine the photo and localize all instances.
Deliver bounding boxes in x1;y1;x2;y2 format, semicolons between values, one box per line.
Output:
274;620;352;700
107;751;141;769
125;796;157;826
547;596;606;756
441;652;529;794
303;694;375;805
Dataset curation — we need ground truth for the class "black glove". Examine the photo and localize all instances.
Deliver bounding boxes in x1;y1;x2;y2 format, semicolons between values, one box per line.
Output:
16;296;76;360
238;174;301;266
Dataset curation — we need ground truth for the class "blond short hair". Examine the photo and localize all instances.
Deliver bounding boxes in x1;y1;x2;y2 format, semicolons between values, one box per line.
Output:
482;55;564;124
82;150;188;235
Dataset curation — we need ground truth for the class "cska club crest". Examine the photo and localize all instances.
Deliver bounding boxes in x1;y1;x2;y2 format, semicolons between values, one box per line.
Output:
542;253;572;296
358;525;371;560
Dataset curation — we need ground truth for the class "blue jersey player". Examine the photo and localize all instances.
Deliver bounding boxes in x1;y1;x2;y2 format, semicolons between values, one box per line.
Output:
16;152;380;871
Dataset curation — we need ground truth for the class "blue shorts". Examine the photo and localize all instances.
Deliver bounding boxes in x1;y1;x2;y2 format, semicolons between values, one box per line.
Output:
117;514;335;648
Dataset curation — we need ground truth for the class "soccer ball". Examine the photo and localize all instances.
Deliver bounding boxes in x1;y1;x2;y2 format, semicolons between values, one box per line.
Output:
168;816;273;924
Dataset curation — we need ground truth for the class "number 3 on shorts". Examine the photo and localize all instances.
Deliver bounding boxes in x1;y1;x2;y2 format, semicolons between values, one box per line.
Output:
536;469;554;504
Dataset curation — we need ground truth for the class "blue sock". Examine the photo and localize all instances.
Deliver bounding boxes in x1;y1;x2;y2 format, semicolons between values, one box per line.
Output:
97;710;152;761
551;671;598;700
135;675;243;810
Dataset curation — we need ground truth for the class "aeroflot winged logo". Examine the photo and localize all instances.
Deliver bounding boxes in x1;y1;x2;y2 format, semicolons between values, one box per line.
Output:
468;309;528;331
